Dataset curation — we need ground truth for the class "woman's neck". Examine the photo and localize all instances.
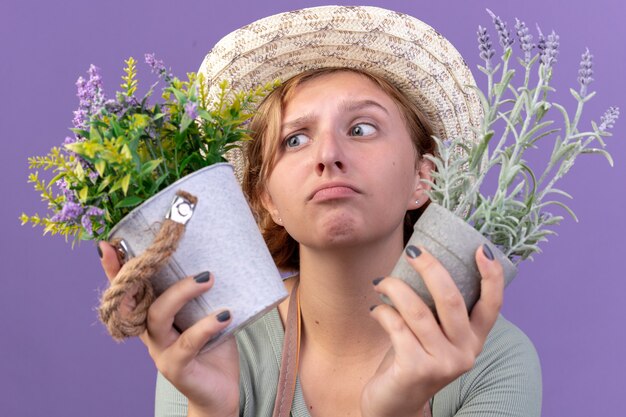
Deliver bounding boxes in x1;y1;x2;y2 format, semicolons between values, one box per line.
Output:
296;232;404;360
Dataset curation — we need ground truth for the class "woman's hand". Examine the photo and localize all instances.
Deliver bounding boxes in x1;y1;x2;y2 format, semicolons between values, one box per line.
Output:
361;244;504;417
99;242;240;417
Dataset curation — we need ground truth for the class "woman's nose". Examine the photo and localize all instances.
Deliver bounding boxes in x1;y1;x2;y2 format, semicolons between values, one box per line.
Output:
315;130;345;175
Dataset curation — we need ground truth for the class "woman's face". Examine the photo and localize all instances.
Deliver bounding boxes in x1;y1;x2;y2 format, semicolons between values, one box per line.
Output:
262;71;432;250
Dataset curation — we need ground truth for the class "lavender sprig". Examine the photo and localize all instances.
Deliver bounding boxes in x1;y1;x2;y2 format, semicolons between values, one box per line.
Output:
515;19;534;64
70;65;105;135
487;8;514;50
537;26;559;70
145;53;173;82
477;25;495;71
577;48;594;98
599;107;620;131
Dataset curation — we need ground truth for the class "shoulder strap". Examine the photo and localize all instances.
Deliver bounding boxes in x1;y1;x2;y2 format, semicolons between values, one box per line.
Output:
272;280;301;417
271;279;432;417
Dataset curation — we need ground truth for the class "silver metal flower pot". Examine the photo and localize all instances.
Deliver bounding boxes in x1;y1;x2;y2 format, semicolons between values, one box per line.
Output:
389;203;516;313
109;163;287;349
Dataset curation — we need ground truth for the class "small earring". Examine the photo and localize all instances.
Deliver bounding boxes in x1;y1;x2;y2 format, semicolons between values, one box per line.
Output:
415;199;420;205
277;217;283;224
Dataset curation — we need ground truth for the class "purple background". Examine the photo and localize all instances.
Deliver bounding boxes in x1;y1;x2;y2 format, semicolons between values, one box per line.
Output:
2;0;624;415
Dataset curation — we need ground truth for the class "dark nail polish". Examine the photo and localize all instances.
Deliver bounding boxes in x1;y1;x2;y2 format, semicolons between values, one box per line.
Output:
216;310;231;322
483;244;495;261
372;277;384;286
369;305;378;312
406;245;421;259
97;244;103;259
194;271;211;283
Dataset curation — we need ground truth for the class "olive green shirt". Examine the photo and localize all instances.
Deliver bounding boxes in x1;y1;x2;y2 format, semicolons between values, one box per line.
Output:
155;310;542;417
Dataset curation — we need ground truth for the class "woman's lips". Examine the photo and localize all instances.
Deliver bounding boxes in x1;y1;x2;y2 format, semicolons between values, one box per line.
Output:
309;184;361;202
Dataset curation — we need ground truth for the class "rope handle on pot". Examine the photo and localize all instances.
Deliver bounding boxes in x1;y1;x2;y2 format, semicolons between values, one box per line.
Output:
98;190;198;341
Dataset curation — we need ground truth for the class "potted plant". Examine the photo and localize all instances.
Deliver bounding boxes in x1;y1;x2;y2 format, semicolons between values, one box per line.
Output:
21;54;287;348
391;11;619;312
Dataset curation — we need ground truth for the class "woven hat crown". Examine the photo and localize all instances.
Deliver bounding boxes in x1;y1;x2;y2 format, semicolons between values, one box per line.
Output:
198;5;483;180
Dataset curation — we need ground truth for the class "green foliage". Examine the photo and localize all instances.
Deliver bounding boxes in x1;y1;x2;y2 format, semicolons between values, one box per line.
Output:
22;57;277;243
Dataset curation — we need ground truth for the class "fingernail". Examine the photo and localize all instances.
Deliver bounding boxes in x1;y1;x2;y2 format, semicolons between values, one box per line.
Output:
97;243;103;259
372;277;384;286
369;305;378;311
216;310;231;322
194;271;211;283
483;244;495;261
406;245;421;259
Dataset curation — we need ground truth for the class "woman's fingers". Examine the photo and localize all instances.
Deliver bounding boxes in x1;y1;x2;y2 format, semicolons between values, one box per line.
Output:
159;309;232;376
373;277;446;355
402;246;473;346
381;245;503;354
146;272;216;346
470;244;504;341
98;241;121;281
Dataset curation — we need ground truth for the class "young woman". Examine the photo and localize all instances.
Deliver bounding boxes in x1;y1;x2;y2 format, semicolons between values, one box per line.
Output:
99;6;541;417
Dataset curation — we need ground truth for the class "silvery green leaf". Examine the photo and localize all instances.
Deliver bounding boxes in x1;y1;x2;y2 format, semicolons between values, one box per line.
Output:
552;103;573;136
535;101;552;122
528;128;561;147
538;200;578;221
494;69;516;97
581;148;614;166
543;188;573;199
569;88;582;102
468;84;491;115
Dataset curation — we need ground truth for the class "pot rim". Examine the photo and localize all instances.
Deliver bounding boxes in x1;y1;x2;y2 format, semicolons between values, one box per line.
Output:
108;162;233;238
421;202;518;276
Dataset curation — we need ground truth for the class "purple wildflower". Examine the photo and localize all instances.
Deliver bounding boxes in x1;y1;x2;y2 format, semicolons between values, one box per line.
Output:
86;65;105;111
80;206;105;236
599;107;620;131
72;65;106;130
71;108;89;131
55;178;76;203
75;76;89;108
514;19;534;64
145;53;165;73
577;48;593;98
184;101;198;119
104;98;123;115
81;215;94;235
51;201;83;223
486;9;514;50
477;25;495;70
145;53;173;82
85;206;105;217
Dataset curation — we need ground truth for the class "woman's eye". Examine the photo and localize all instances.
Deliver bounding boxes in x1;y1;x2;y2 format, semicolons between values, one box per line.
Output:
349;123;376;137
285;133;310;148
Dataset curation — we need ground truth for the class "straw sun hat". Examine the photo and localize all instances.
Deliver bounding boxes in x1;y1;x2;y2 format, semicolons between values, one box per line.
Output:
198;5;483;180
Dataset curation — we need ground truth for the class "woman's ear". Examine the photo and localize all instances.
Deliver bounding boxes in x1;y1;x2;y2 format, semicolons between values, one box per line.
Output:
260;189;283;225
409;154;435;210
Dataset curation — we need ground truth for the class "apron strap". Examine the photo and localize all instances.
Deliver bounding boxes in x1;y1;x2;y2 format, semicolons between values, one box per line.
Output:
271;279;433;417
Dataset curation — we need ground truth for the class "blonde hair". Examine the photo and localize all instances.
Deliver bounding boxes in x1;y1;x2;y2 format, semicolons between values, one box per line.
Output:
242;67;436;271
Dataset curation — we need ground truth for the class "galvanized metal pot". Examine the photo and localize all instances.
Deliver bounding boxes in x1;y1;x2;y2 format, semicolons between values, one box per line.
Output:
109;163;287;349
389;203;516;313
